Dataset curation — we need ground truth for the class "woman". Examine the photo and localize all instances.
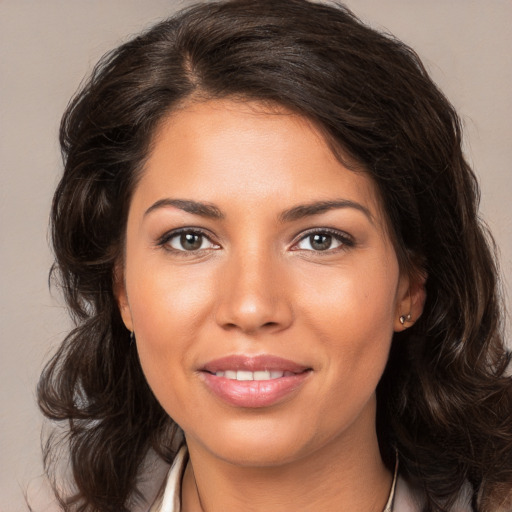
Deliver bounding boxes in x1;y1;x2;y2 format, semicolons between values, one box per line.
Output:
38;1;512;511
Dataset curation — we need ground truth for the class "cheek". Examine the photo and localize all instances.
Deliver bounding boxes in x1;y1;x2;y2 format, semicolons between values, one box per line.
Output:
297;255;399;382
127;259;216;343
124;260;218;411
298;253;399;330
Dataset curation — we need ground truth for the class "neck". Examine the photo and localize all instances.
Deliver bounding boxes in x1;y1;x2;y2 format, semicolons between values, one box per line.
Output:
181;405;392;512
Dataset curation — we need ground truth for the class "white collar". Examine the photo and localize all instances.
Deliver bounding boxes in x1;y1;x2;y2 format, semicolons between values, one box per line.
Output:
149;446;188;512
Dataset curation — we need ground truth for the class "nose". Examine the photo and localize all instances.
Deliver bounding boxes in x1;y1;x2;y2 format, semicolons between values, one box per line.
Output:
214;250;294;335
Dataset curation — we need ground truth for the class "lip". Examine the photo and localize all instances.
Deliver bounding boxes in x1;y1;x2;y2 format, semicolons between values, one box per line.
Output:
201;354;310;374
200;355;312;408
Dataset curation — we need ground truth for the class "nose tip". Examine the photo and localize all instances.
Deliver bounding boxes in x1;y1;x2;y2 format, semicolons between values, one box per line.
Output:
214;259;293;335
219;299;287;334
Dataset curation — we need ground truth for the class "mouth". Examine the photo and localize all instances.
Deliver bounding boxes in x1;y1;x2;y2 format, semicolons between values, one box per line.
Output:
201;354;311;374
199;355;312;408
209;369;298;380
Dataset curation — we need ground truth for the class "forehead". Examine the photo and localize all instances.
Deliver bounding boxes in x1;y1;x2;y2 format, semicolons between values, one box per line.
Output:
135;99;387;227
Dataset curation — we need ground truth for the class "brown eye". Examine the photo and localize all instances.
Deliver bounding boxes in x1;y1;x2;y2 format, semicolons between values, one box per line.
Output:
164;230;219;252
293;229;353;253
309;234;333;251
180;233;203;250
296;233;342;251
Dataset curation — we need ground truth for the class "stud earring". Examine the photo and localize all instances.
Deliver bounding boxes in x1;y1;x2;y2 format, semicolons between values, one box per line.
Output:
399;313;412;325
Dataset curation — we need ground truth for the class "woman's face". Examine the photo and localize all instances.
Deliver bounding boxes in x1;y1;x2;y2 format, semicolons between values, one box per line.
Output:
117;99;416;466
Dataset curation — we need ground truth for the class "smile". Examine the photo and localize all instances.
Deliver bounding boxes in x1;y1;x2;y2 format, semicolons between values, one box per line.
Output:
213;370;295;380
200;355;312;408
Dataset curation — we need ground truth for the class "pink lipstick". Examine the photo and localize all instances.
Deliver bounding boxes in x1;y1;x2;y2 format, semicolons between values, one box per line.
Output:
200;355;312;408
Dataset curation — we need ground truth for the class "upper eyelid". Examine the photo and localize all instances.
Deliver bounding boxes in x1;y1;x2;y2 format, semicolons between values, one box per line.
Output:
292;227;353;243
159;226;214;238
157;227;219;246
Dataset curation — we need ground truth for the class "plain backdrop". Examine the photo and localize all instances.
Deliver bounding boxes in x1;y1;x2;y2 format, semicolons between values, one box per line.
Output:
1;1;511;511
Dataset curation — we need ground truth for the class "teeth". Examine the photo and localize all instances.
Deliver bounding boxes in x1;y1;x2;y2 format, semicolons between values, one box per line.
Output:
214;370;288;380
254;370;270;381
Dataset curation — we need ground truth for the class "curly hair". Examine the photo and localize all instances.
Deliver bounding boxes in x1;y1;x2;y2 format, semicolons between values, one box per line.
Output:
38;1;512;511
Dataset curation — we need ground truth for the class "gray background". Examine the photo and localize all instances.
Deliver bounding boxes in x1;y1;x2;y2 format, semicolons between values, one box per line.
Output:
1;1;511;510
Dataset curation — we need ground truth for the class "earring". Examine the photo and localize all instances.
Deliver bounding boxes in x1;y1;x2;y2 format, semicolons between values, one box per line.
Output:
399;313;412;325
130;331;135;345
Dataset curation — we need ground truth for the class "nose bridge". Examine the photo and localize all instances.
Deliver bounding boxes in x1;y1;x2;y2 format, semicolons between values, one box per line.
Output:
215;242;292;334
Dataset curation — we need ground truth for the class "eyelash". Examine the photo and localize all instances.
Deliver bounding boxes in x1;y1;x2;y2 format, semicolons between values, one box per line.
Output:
157;228;219;256
292;228;354;253
156;227;354;255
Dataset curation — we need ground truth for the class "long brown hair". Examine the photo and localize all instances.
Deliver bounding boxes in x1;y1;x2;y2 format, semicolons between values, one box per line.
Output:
39;1;512;510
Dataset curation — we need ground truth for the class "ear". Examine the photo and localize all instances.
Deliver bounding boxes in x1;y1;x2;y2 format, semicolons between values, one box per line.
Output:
394;269;427;332
113;262;134;332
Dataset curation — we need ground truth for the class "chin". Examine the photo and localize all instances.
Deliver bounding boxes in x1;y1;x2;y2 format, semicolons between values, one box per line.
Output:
187;416;326;468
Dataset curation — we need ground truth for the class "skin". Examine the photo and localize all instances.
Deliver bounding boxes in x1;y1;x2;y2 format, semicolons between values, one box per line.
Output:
116;99;425;511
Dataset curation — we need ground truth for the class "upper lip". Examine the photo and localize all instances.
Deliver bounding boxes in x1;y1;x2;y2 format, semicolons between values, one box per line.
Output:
201;355;311;374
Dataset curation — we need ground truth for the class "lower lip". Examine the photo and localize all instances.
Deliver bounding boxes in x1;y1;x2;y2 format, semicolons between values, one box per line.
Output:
201;371;311;408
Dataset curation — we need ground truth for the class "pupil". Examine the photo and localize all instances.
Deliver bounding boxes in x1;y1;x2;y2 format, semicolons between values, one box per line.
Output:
181;233;202;250
311;234;331;251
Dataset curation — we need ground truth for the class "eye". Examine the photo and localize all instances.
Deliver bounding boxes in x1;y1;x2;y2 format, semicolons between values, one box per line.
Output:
160;229;219;252
293;229;353;252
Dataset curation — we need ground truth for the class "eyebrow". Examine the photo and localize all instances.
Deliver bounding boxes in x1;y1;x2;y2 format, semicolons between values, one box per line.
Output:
144;199;225;219
144;197;373;224
279;199;374;224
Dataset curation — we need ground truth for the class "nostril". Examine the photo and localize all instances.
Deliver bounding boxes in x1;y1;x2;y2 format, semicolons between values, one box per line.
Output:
214;292;294;334
221;320;280;333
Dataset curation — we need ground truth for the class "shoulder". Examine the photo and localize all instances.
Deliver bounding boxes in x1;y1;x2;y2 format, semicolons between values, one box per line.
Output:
394;475;424;512
393;476;473;512
394;476;473;512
